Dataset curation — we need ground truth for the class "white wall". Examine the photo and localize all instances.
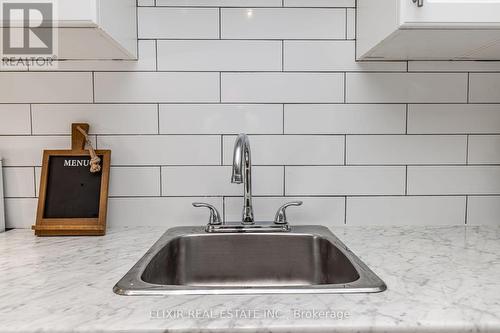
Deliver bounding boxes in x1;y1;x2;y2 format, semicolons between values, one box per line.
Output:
1;0;500;228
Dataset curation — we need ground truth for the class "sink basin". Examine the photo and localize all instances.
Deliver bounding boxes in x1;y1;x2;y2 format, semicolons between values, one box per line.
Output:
114;226;386;295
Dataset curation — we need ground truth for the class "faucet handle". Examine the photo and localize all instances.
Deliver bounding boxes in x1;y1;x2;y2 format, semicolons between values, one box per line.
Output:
193;203;222;225
274;201;303;225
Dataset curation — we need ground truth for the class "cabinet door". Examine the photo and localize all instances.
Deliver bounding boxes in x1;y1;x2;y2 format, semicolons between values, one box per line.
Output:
400;0;500;28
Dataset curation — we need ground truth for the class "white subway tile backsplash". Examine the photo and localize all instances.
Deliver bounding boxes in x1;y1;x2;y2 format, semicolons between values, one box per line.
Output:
32;104;158;135
4;198;37;229
107;197;222;227
223;135;344;165
0;73;93;103
286;166;405;196
157;40;281;71
346;73;468;103
34;167;41;197
284;41;405;72
284;0;355;7
2;168;35;198
138;7;219;39
346;135;467;165
109;167;161;197
285;104;406;135
469;73;500;103
346;8;355;39
408;104;500;134
0;105;31;135
408;166;500;195
409;61;500;72
3;4;500;227
0;136;71;166
467;196;500;226
158;0;282;7
221;73;344;103
97;135;220;166
161;166;283;196
468;135;500;164
347;196;466;226
138;0;155;6
225;197;345;226
221;8;345;39
159;104;282;134
29;40;156;72
94;72;220;103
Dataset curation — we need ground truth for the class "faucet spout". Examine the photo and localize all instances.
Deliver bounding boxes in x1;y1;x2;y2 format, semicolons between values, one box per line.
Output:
231;134;254;224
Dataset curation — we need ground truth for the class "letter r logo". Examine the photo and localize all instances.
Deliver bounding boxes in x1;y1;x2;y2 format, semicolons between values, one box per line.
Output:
2;2;53;55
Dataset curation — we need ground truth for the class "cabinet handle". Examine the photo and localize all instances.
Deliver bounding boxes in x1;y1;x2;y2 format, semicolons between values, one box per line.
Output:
412;0;423;7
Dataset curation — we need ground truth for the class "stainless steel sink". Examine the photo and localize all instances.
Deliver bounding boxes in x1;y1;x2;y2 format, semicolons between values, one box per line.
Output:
114;225;386;295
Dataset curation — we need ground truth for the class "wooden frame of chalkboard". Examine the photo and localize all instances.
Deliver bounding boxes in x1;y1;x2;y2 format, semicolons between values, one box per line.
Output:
32;124;111;236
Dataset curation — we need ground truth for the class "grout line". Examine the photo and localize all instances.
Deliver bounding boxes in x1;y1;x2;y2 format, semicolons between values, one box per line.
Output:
345;8;348;40
145;6;354;8
4;194;500;200
219;72;222;102
282;104;285;134
223;196;226;222
155;40;159;71
405;166;408;196
467;72;470;103
13;162;500;167
466;134;470;165
159;166;163;196
9;162;500;168
7;68;488;73
465;195;468;225
405;104;408;135
344;196;347;225
343;134;347;165
283;166;286;196
343;72;347;103
218;8;222;39
220;135;224;166
33;166;37;197
3;102;497;105
91;72;95;103
135;2;139;55
29;104;33;135
281;40;284;72
157;103;160;134
2;133;500;137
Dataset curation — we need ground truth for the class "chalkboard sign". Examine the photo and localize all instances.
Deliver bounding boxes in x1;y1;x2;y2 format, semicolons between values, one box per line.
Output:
33;124;111;236
44;155;103;219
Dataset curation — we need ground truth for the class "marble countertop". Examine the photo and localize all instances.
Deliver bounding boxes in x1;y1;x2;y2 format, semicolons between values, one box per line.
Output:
1;226;500;333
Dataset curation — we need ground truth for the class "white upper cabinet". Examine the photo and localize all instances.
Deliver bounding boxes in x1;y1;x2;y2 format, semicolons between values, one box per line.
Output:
0;0;137;60
357;0;500;60
401;1;500;27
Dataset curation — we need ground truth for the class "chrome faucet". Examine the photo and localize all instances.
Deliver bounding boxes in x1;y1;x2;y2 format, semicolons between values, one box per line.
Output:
231;134;254;224
192;133;303;233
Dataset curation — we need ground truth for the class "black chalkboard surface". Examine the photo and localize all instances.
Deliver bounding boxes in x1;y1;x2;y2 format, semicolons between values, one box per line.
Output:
43;155;103;219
